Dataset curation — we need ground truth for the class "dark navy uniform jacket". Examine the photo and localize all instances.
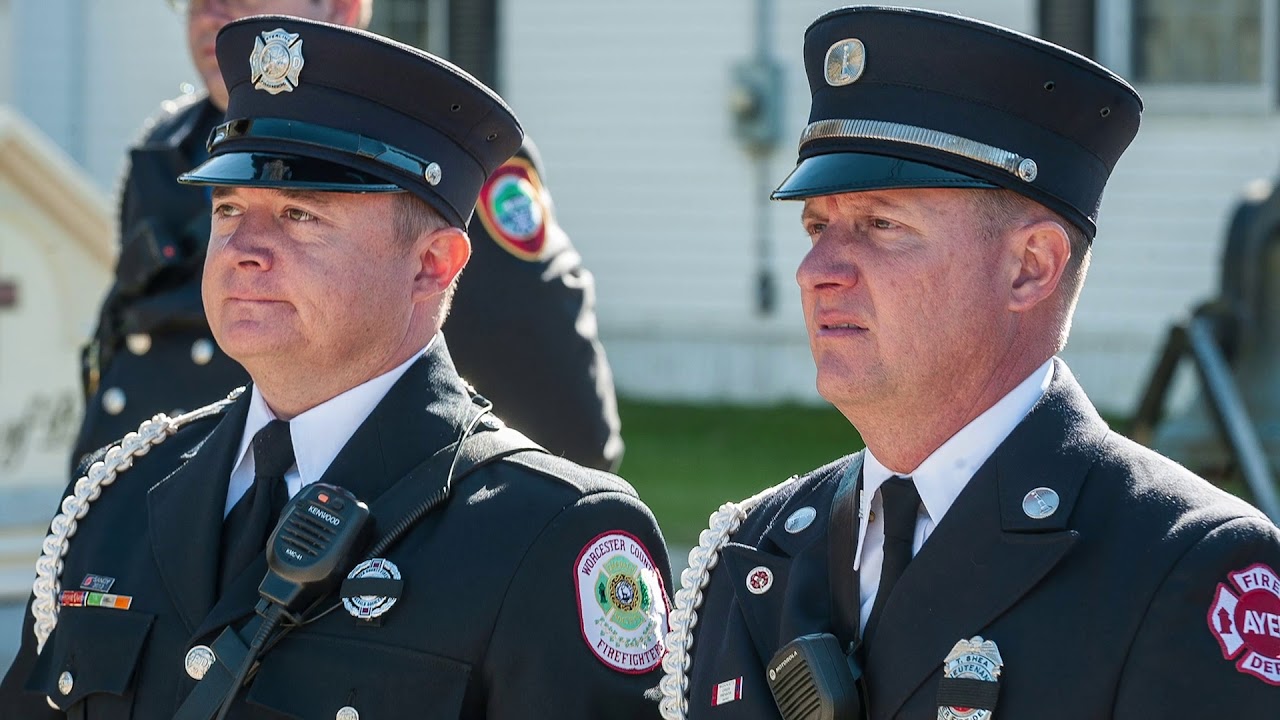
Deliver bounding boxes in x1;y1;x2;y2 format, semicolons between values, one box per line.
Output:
73;95;622;473
5;339;668;718
683;360;1280;718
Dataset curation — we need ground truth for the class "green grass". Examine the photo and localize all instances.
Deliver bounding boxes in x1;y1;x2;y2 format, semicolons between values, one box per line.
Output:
616;398;862;548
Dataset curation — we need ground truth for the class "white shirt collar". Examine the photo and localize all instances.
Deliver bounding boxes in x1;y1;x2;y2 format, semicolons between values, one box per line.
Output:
854;358;1054;567
224;338;434;515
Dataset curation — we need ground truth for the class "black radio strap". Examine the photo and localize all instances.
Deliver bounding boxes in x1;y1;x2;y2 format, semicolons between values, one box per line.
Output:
827;452;865;656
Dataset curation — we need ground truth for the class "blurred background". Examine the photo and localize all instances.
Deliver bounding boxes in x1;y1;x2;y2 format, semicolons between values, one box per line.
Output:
2;0;1280;669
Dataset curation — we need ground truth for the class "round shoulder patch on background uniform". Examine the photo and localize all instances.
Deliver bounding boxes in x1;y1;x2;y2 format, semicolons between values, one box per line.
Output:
1208;562;1280;685
575;531;669;673
475;157;549;261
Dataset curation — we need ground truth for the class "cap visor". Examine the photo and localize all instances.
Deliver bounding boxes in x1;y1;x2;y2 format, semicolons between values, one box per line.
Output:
178;151;403;192
771;152;995;200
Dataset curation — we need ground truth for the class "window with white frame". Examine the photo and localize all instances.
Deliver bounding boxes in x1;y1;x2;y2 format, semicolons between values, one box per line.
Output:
1042;0;1280;112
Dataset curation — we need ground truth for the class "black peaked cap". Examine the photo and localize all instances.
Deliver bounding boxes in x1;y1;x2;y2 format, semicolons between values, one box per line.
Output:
774;5;1143;238
180;15;523;228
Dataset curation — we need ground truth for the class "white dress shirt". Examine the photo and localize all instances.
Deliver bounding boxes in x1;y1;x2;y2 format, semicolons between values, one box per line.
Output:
223;339;434;517
852;358;1054;630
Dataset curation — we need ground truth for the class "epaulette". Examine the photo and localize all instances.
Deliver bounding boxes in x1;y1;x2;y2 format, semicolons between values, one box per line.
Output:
500;450;639;499
139;91;210;148
31;387;244;656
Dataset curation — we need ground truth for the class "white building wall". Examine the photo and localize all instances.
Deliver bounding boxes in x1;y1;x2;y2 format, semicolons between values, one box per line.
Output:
2;0;1271;416
8;0;196;195
503;0;1273;414
0;1;12;106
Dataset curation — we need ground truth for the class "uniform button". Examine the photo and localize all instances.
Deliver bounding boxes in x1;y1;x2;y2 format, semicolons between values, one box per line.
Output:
336;706;360;720
102;387;126;415
125;333;152;355
185;645;216;680
57;671;73;695
191;338;215;365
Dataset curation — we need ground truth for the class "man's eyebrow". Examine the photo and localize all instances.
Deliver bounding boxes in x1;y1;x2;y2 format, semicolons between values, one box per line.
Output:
209;187;336;207
800;205;826;224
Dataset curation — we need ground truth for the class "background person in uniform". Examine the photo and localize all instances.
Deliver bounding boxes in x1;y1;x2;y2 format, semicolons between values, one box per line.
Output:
3;16;669;718
661;7;1280;719
73;0;624;474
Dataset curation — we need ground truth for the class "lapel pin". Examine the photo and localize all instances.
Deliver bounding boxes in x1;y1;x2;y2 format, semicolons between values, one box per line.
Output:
937;636;1003;720
785;506;817;534
184;645;216;681
341;558;403;620
79;574;115;592
1022;487;1060;519
746;566;774;595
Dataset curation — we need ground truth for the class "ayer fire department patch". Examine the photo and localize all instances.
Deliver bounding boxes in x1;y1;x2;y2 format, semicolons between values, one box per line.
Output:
1208;562;1280;685
575;531;669;673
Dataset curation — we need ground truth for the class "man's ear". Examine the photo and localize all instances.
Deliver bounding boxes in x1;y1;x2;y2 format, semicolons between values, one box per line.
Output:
411;227;471;303
1008;220;1070;313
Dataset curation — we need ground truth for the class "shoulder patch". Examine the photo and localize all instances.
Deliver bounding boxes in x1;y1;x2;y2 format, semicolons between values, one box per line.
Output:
575;531;669;673
475;157;549;261
1208;563;1280;685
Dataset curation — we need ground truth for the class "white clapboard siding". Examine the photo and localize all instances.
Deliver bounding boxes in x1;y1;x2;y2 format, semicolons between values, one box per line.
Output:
504;0;1277;412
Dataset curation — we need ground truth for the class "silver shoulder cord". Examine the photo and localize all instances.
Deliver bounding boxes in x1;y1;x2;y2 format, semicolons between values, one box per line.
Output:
658;478;801;720
30;389;244;657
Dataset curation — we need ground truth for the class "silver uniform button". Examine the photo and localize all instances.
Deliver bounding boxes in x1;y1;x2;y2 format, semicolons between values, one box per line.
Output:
102;387;126;415
185;645;216;680
336;706;360;720
424;162;442;186
191;338;215;366
1022;487;1060;519
785;506;817;534
125;333;152;355
57;671;73;695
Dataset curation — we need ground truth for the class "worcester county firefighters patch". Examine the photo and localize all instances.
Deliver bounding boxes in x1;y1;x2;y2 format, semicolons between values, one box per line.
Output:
575;531;669;673
1208;562;1280;685
475;157;549;260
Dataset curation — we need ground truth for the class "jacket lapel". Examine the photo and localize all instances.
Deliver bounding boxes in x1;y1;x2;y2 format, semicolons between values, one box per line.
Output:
191;338;473;639
718;455;860;665
864;359;1107;719
147;389;250;635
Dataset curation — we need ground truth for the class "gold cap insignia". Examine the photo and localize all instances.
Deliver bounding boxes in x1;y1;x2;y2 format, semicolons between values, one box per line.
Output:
824;38;866;87
250;28;304;94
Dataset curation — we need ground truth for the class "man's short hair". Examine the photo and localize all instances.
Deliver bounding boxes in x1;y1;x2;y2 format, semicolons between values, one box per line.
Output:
392;191;449;244
970;189;1092;350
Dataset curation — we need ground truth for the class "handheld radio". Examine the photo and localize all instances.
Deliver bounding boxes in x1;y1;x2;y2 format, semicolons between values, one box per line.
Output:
766;633;865;720
259;482;372;613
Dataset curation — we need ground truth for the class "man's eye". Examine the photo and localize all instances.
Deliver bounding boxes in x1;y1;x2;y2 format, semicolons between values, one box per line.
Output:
805;223;827;237
213;203;242;218
870;218;896;230
285;208;316;222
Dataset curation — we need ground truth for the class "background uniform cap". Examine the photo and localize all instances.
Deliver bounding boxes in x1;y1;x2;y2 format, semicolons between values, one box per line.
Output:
179;15;523;228
774;5;1143;238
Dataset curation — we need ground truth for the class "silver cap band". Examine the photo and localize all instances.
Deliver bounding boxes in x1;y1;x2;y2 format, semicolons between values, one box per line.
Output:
799;118;1038;182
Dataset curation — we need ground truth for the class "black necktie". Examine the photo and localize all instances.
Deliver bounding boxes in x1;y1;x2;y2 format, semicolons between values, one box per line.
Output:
218;420;295;593
863;475;920;648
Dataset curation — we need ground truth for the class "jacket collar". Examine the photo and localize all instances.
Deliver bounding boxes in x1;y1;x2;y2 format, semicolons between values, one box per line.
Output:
147;339;475;642
861;357;1107;719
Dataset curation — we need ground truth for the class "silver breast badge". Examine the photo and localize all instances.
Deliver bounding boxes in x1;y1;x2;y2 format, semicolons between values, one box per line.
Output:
341;558;403;620
938;636;1003;720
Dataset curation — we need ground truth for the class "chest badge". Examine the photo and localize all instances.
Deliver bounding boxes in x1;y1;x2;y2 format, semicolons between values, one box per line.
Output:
340;558;403;620
937;636;1003;720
